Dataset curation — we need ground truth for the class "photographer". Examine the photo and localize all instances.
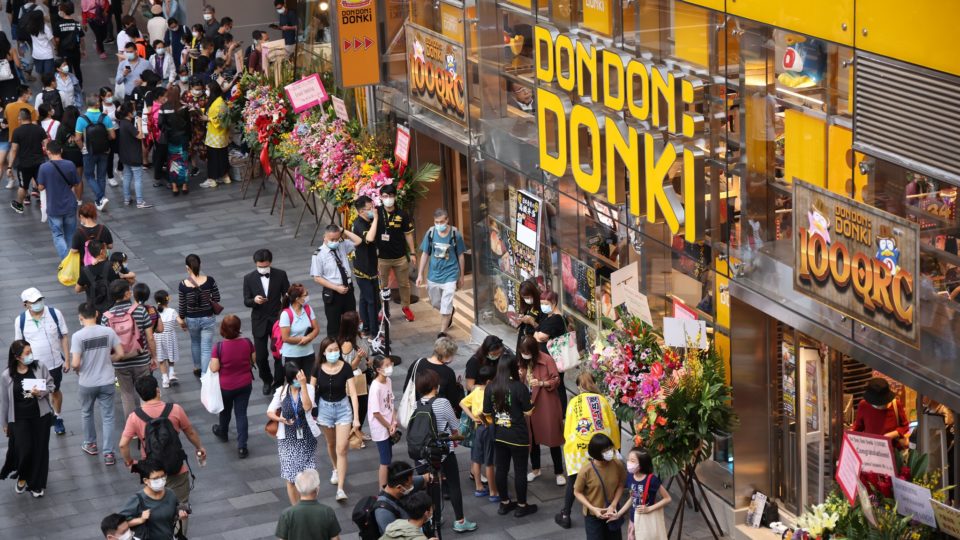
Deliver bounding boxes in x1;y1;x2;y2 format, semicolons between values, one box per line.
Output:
413;370;477;533
375;461;434;535
381;491;436;540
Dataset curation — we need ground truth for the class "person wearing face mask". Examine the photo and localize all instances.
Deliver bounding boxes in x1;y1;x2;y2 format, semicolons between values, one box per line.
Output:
574;433;626;540
247;29;268;74
100;513;137;540
275;468;343;540
309;337;361;501
464;334;509;391
164;17;184;71
148;39;175;86
209;315;255;459
516;280;543;350
416;209;467;336
273;0;298;56
854;377;910;448
201;5;219;38
52;1;85;86
0;340;55;497
380;491;439;540
517;336;564;486
367;355;396;488
615;448;670;540
376;184;418;323
311;223;364;338
14;287;69;436
351;196;381;337
115;41;149;98
375;461;434;536
82;0;112;59
533;290;569;410
482;353;538;518
53;58;79;109
402;336;464;415
267;361;319;505
278;283;320;379
115;15;138;57
243;248;291;395
556;372;619;530
118;460;189;540
337;312;370;440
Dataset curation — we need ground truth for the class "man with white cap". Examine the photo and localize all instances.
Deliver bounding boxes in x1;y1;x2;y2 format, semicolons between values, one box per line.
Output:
14;287;70;435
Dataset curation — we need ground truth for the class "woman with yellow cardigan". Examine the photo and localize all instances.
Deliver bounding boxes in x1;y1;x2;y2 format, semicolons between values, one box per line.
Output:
199;81;230;189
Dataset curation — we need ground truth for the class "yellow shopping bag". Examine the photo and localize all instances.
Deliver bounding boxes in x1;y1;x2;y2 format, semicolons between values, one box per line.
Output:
57;251;80;287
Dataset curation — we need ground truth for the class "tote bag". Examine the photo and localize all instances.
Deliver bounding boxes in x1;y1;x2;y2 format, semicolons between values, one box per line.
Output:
547;331;580;372
397;358;424;429
634;477;668;540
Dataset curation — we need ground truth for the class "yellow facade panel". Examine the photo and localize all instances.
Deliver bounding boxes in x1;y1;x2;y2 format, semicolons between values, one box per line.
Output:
728;0;853;46
783;109;826;187
679;0;724;12
674;2;710;68
856;0;960;76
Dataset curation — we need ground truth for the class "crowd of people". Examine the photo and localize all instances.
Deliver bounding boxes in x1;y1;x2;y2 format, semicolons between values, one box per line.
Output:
0;2;677;540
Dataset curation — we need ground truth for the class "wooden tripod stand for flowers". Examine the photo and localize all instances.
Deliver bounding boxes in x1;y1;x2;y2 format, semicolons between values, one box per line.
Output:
667;463;725;539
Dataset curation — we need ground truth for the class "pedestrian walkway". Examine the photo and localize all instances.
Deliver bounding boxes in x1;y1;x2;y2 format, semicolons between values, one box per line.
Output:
0;179;725;539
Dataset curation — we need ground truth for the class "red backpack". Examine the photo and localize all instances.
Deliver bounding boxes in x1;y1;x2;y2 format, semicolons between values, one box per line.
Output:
271;305;312;360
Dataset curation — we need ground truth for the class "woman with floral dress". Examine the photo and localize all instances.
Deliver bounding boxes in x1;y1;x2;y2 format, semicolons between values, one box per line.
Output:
181;77;207;176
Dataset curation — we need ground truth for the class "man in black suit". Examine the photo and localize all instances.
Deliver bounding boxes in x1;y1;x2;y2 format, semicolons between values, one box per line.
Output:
243;249;290;395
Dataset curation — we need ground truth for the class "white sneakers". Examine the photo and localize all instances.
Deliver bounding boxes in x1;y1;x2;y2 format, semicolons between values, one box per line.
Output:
4;178;13;189
526;470;541;482
330;469;338;485
95;198;109;211
108;177;119;187
199;179;218;188
336;489;347;501
556;475;566;486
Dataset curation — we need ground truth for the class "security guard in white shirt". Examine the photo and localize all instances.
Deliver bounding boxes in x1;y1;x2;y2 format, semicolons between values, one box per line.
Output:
310;224;364;338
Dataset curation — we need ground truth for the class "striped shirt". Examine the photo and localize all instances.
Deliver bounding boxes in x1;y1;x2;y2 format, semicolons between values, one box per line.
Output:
419;396;458;453
178;276;221;318
100;301;152;369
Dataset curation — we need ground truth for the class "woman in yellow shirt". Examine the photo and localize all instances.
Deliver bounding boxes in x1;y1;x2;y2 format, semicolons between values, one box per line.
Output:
200;81;230;189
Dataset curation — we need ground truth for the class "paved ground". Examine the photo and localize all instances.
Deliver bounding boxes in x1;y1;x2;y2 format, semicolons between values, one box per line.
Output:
0;22;726;540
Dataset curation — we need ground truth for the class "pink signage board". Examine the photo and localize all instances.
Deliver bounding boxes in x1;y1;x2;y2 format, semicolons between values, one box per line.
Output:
394;124;411;165
836;433;863;505
284;73;329;114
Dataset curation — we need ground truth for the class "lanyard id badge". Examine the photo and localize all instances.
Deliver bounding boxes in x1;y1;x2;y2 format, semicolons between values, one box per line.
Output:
296;427;305;439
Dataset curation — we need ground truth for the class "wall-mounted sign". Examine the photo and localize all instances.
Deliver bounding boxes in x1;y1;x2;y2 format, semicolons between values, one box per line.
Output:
793;181;919;346
394;124;411;165
284;74;329;114
561;251;597;323
515;190;542;280
332;0;381;88
439;3;462;44
534;25;706;243
405;23;467;126
582;0;614;36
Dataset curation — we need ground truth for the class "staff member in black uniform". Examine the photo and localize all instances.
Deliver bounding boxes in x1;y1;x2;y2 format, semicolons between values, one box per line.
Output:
376;184;418;323
243;248;290;395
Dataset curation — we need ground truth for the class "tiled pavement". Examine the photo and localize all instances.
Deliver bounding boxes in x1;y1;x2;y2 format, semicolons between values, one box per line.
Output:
0;34;725;540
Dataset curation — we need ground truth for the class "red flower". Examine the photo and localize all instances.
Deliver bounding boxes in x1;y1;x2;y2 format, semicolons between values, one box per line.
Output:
650;362;664;379
898;466;911;480
396;179;405;191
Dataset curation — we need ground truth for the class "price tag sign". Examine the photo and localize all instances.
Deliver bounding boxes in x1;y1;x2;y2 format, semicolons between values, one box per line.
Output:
332;96;349;120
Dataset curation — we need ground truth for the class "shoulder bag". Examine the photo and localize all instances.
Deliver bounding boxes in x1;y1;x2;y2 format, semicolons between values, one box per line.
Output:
590;461;624;533
547;331;580;372
187;276;223;315
633;475;668;540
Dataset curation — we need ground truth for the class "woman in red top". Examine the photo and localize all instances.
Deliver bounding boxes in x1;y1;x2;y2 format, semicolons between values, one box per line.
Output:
853;377;910;449
209;315;255;458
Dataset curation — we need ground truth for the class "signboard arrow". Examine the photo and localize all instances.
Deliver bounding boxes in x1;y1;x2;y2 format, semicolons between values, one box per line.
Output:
354;38;363;50
343;39;351;50
364;36;374;49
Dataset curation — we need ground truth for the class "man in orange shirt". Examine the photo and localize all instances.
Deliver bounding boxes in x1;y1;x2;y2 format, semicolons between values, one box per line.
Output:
4;85;38;141
119;376;206;533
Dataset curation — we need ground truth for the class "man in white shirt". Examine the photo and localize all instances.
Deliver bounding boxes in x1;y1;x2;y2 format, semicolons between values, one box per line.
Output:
14;287;69;435
147;3;167;44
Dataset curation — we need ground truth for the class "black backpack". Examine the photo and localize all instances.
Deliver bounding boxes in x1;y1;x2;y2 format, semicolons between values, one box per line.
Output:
82;114;110;155
352;496;401;540
134;403;188;476
82;263;111;315
18;4;43;37
406;397;439;462
41;89;63;121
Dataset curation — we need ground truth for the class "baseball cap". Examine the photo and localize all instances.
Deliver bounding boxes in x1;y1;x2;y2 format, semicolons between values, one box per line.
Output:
21;287;43;303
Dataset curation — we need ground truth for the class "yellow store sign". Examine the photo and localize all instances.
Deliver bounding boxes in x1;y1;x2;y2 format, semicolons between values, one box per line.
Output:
534;26;706;242
582;0;613;37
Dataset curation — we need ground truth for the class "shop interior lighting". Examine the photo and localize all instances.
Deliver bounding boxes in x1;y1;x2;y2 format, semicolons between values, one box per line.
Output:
858;157;875;175
320;1;329;10
775;87;824;106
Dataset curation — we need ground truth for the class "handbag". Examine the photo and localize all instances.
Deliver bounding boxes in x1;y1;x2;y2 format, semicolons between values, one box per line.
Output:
590;462;624;532
188;276;224;314
0;59;14;81
348;428;365;449
458;414;475;448
389;429;403;445
265;407;280;438
633;475;668;540
547;331;580;372
397;357;424;429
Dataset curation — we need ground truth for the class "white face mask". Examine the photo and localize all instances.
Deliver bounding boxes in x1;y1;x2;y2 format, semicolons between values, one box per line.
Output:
540;304;552;314
626;462;639;474
383;366;394;377
381;197;395;208
156;48;165;55
522;297;534;305
203;13;213;21
257;266;270;275
602;450;615;462
521;354;533;360
116;530;134;540
126;51;137;61
302;295;310;305
148;477;166;491
401;484;414;495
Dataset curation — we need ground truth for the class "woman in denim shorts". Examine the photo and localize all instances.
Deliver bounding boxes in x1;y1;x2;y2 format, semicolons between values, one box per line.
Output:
310;337;361;502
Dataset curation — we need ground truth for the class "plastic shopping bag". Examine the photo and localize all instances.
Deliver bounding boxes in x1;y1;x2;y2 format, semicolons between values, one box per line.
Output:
57;251;80;287
200;370;224;414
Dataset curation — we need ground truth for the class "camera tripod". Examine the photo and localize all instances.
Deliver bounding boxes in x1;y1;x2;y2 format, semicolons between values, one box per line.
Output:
370;287;402;366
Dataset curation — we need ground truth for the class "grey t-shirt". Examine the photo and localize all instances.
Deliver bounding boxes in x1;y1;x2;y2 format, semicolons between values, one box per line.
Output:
70;324;119;387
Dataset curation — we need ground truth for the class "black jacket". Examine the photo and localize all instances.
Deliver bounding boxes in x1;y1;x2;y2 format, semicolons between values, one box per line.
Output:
242;267;290;338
